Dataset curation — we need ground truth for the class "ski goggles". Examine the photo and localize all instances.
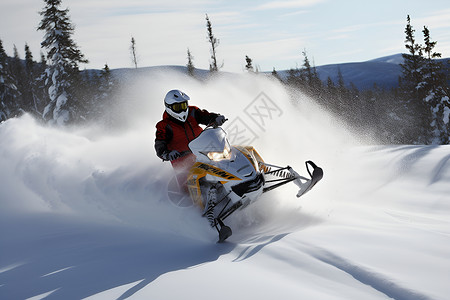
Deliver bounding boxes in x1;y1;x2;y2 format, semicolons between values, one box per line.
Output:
166;101;188;113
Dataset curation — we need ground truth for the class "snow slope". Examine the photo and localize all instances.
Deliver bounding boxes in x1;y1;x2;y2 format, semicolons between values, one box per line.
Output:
1;71;449;300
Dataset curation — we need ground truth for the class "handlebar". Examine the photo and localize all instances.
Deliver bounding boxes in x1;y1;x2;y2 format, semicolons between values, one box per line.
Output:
205;118;228;129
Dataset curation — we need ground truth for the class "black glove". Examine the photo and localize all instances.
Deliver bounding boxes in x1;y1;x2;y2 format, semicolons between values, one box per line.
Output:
163;150;181;161
214;115;227;127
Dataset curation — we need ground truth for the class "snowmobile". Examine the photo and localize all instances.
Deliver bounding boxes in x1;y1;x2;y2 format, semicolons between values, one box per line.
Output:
169;125;323;243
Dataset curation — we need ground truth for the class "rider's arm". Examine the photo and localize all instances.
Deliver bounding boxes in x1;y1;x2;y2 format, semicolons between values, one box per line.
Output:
193;106;219;126
155;121;173;160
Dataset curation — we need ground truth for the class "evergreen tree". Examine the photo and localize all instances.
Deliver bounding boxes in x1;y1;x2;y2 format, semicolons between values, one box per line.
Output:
11;45;24;78
0;39;20;121
34;51;49;116
334;68;354;121
422;26;445;91
301;50;312;83
400;15;425;101
322;76;336;111
271;67;281;81
96;64;120;126
9;45;26;111
301;50;322;96
186;48;195;76
206;14;221;72
421;26;449;143
398;15;428;143
38;0;88;125
39;51;47;68
25;44;34;74
245;55;254;72
130;36;138;69
286;66;302;87
86;64;110;120
286;50;322;98
23;43;38;114
99;64;112;95
398;15;449;143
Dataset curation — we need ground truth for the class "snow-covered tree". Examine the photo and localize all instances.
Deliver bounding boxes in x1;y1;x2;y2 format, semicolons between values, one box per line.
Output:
10;45;27;111
400;16;425;100
421;26;449;143
23;43;37;114
206;14;221;72
91;64;119;126
245;55;254;73
399;16;449;144
97;64;115;106
24;43;45;116
186;48;195;76
399;15;430;143
130;36;138;69
0;39;20;121
38;0;88;126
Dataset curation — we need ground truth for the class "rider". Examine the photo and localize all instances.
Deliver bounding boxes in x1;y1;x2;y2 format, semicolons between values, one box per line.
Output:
155;89;226;189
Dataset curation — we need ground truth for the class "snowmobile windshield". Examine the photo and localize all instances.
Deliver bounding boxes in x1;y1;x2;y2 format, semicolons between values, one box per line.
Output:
189;128;231;161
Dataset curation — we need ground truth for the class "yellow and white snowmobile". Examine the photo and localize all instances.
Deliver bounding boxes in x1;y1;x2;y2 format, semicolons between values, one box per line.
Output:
182;126;323;242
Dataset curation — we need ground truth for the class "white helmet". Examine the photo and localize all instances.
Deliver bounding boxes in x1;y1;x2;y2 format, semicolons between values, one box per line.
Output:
164;89;190;122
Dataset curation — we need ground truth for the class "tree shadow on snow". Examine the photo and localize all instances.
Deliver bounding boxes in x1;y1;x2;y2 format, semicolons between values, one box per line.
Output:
382;145;450;186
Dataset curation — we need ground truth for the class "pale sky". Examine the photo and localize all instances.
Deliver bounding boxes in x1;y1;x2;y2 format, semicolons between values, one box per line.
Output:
1;0;449;72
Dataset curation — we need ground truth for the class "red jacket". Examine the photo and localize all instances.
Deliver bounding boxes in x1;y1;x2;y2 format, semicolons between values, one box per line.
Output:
155;106;218;160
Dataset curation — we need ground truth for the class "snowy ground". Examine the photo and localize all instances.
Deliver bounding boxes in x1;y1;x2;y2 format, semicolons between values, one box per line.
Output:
1;71;449;300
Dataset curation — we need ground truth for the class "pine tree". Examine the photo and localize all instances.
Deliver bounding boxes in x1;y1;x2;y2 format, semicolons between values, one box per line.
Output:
23;43;38;114
398;15;449;143
99;64;112;93
286;66;302;87
130;36;138;69
10;44;26;111
323;76;336;111
286;50;322;97
38;0;88;125
421;26;449;143
206;14;221;72
271;67;281;81
422;26;445;91
245;55;254;72
25;44;34;74
187;48;195;76
96;63;120;126
335;68;348;115
34;51;48;115
400;15;425;101
301;50;322;96
39;51;47;68
398;15;428;143
0;39;20;121
301;50;312;83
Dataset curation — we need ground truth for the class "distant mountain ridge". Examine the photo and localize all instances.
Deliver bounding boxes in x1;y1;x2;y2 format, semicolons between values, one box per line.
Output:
103;53;448;91
305;53;449;90
314;54;403;90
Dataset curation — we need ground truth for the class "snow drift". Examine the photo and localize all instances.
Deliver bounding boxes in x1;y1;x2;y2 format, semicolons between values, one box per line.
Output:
1;70;449;300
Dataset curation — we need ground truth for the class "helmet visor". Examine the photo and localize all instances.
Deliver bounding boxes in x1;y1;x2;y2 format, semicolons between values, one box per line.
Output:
167;101;188;113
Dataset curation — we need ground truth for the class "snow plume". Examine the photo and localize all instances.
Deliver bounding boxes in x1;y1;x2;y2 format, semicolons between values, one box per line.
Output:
100;68;356;218
0;69;352;230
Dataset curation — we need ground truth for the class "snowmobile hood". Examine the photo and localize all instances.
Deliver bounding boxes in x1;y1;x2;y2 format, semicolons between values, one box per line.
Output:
189;128;230;160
